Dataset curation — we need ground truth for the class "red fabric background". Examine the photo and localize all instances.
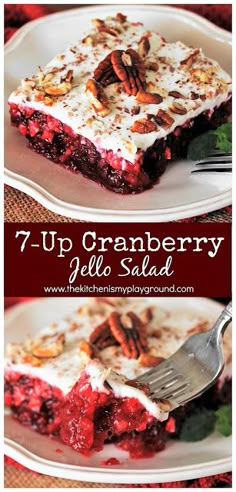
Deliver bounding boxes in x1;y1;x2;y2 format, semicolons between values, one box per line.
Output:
4;4;232;487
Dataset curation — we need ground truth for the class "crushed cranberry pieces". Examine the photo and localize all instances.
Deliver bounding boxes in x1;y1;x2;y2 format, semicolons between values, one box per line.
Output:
9;99;231;194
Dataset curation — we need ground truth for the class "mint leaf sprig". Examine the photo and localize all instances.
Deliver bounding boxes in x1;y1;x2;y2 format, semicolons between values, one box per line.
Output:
187;122;232;161
179;404;232;442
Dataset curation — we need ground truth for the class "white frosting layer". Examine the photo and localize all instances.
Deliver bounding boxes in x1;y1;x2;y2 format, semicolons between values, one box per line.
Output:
8;15;231;163
5;298;232;420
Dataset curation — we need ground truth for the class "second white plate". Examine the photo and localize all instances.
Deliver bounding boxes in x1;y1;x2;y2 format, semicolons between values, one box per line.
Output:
5;297;232;483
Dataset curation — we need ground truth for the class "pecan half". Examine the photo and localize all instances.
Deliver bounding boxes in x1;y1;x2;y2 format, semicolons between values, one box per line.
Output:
136;90;163;104
155;109;174;129
111;49;146;95
109;311;147;359
138;36;150;58
94;49;146;95
170;102;187;115
130;118;157;133
89;319;117;349
168;90;185;99
85;78;111;116
31;333;65;359
94;53;120;86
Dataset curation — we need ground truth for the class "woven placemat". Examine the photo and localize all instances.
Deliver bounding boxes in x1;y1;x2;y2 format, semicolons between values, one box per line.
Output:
4;186;82;223
4;465;125;488
4;185;231;223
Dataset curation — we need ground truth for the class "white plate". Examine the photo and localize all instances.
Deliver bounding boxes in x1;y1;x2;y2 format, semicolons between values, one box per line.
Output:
4;5;232;222
4;297;232;483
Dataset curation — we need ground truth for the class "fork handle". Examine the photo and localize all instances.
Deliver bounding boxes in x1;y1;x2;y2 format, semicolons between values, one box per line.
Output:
211;301;232;338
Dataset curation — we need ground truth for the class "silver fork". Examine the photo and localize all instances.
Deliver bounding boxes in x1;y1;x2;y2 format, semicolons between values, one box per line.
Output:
137;302;232;410
191;151;232;174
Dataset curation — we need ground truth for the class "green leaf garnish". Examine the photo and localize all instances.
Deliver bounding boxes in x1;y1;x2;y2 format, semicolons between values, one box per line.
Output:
215;404;232;437
187;122;232;160
179;410;216;442
214;123;232;153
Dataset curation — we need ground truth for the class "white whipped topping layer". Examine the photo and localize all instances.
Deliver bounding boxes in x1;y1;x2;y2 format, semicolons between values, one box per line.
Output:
8;15;231;163
85;360;168;421
5;297;232;420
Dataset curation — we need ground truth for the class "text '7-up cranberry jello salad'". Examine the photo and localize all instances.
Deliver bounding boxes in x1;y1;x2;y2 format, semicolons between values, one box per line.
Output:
8;13;231;194
4;298;231;459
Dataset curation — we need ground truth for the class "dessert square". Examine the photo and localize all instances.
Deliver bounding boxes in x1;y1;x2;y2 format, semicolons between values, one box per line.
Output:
8;13;231;194
4;298;231;458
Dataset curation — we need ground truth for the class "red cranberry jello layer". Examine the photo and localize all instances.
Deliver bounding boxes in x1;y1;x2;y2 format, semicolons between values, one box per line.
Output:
8;14;232;194
4;298;231;457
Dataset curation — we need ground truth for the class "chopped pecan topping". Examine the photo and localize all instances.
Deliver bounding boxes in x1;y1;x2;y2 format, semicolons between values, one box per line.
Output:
130;118;157;134
189;91;200;100
63;69;74;83
170;102;187;115
82;35;96;46
187;320;209;336
145;61;159;71
136;90;163;104
34;89;45;102
45;82;72;96
22;78;36;90
139;306;154;325
139;353;165;367
98;26;120;37
131;105;140;116
190;68;210;83
116;12;127;23
79;339;98;358
44;96;54;106
89;319;117;349
85;78;111;116
94;49;146;95
158;399;173;411
126;379;151;396
168;90;185;99
109;311;147;359
180;49;200;68
151;329;162;338
138;36;150;58
92;18;105;29
155;109;174;129
30;333;65;359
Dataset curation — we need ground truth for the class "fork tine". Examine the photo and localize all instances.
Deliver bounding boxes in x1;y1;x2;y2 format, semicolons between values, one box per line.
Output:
137;365;173;383
153;383;191;401
197;157;232;164
208;150;232;157
192;168;232;174
150;375;181;392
